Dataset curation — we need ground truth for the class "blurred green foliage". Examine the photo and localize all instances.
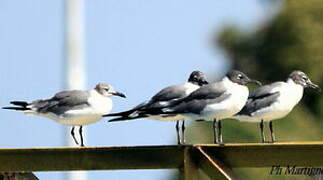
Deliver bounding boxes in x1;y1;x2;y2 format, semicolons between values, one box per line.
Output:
217;0;323;114
187;0;323;179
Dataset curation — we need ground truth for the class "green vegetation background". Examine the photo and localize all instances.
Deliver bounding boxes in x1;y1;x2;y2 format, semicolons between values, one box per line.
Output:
186;1;323;179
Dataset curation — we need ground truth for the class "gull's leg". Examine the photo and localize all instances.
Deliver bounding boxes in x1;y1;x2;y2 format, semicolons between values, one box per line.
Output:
181;120;186;144
213;119;218;144
218;120;223;143
79;126;85;147
71;126;79;145
176;121;181;145
269;121;276;143
260;120;265;143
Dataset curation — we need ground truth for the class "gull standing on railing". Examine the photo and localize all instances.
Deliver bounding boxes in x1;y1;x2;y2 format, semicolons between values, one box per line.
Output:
3;83;126;146
137;70;261;144
105;71;209;144
233;71;320;143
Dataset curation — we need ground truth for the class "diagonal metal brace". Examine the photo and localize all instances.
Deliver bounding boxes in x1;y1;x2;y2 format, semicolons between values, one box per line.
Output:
196;146;237;180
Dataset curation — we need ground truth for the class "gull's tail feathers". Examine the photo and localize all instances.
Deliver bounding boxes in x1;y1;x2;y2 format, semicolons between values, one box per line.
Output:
108;114;149;122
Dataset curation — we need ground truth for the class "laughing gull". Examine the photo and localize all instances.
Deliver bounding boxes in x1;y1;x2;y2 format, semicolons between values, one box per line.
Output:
142;70;261;144
104;71;209;144
3;83;126;146
233;71;320;143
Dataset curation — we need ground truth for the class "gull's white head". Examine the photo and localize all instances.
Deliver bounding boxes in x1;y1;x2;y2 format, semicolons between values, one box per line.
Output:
94;83;126;98
288;71;320;91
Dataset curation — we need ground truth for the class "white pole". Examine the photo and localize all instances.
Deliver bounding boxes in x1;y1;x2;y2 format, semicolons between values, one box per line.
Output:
65;0;86;180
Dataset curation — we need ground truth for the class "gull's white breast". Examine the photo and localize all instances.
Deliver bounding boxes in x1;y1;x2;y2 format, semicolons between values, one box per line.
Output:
240;80;304;122
255;80;303;122
197;78;249;121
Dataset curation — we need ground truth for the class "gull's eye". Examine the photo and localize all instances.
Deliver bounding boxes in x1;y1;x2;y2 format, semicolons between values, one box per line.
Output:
237;74;243;79
302;76;308;81
104;88;110;91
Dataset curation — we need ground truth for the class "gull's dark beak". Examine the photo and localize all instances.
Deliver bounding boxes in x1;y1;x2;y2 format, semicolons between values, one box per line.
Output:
199;79;209;86
307;81;321;92
112;91;126;98
247;79;262;86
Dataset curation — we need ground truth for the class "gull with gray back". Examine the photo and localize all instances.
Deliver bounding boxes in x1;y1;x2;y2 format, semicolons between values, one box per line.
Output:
233;71;320;143
3;83;126;146
105;71;209;144
143;70;261;144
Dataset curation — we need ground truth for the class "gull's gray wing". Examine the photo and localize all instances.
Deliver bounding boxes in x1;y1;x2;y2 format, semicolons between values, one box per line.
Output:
248;82;283;100
163;83;231;114
151;84;189;102
32;90;90;115
106;84;190;118
140;84;191;110
237;82;283;116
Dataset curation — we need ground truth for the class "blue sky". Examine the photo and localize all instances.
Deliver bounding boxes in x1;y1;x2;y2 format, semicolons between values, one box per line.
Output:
0;0;272;179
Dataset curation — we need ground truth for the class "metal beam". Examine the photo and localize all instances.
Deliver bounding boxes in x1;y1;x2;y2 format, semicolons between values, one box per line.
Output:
1;142;323;176
0;146;184;172
197;142;323;167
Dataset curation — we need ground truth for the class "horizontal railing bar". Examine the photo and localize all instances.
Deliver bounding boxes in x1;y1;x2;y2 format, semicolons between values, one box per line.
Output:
0;145;185;172
195;141;323;147
197;142;323;167
1;142;323;172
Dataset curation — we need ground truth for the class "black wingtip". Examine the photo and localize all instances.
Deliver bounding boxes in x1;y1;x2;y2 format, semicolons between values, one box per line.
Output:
103;108;139;117
10;101;29;107
103;113;125;117
107;114;149;123
108;118;128;122
3;100;30;111
2;106;30;111
107;117;137;122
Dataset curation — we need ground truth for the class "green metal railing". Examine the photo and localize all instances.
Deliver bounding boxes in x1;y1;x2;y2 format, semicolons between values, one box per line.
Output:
1;142;323;179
